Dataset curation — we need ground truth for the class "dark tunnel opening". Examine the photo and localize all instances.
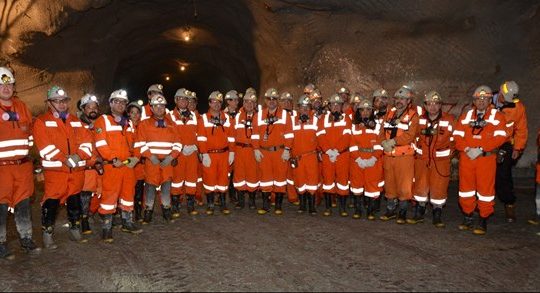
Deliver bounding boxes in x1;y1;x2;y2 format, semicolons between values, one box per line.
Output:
16;0;261;114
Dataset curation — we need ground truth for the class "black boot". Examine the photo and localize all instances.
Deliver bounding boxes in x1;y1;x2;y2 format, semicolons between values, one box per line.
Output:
235;192;245;210
66;194;85;242
396;201;408;224
407;203;426;224
19;237;41;255
352;196;362;219
248;192;256;210
229;174;237;204
13;199;40;254
380;198;397;221
323;193;332;216
274;193;284;215
258;192;270;215
374;194;382;212
458;213;474;231
220;193;231;215
112;209;122;227
79;191;93;234
187;195;198;215
366;197;376;221
171;195;181;219
432;207;445;228
0;242;14;260
347;192;355;208
473;216;488;235
134;180;144;222
297;194;306;214
206;193;215;215
101;214;114;243
121;210;143;234
308;194;317;215
339;196;349;217
142;208;153;225
41;199;59;250
162;205;173;223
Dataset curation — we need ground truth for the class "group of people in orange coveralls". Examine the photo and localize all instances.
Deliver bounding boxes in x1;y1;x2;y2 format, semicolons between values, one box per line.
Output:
0;65;537;260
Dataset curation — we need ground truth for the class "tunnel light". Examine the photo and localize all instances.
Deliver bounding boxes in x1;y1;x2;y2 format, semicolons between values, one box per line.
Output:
165;76;170;81
180;65;186;72
181;28;192;43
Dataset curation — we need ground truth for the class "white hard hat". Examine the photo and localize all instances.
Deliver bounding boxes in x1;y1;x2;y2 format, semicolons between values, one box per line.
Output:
357;98;373;109
372;88;389;98
338;87;350;95
243;91;257;102
208;91;223;102
327;93;344;104
0;67;15;84
80;94;99;109
264;88;279;99
297;94;311;106
303;83;316;94
424;91;443;103
47;85;68;100
225;90;239;100
280;92;293;101
394;86;414;99
147;84;164;94
109;89;129;102
127;100;143;111
350;93;364;104
472;85;493;99
175;88;192;98
500;81;519;102
149;94;167;106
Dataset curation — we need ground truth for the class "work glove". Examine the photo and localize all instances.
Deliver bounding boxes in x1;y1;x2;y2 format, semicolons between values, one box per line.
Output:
202;153;211;167
228;152;235;165
365;156;377;167
325;149;338;163
182;144;197;156
281;149;291;161
254;149;263;163
65;154;81;168
466;147;483;160
112;158;124;168
125;157;139;168
355;157;367;169
160;155;174;167
381;139;396;152
149;154;161;165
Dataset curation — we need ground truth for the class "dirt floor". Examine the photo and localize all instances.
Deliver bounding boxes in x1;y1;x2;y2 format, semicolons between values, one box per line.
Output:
0;178;539;292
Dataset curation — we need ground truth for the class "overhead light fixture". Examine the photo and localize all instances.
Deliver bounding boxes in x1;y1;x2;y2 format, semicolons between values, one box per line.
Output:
165;76;170;81
180;66;186;72
181;27;192;42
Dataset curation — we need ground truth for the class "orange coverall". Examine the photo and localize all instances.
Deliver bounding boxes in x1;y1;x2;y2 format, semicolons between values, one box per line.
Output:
349;121;384;197
232;109;259;192
291;113;320;194
170;109;199;196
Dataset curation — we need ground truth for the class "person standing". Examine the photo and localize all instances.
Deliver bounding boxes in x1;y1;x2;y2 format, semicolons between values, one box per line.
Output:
0;67;40;258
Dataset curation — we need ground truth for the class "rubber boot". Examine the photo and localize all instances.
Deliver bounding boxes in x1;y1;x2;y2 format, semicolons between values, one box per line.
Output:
101;214;113;243
187;195;199;215
171;195;181;219
248;192;256;210
121;210;142;234
473;217;488;235
162;205;173;223
274;193;284;215
339;196;349;217
331;194;337;208
20;237;41;255
348;192;355;208
352;196;362;219
13;199;40;254
0;242;14;260
134;179;144;222
323;193;332;216
366;197;376;221
206;193;215;215
298;194;306;214
220;193;231;215
374;194;382;212
66;194;85;243
308;194;317;216
235;192;245;210
396;201;408;224
458;213;474;231
112;209;122;228
142;208;153;225
380;198;397;221
432;207;445;228
258;192;270;215
504;204;516;223
41;199;59;250
407;203;426;224
80;191;93;234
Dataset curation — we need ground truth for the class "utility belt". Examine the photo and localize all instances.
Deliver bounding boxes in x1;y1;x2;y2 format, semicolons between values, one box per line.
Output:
260;145;285;152
207;147;229;153
0;156;30;166
235;142;253;148
337;147;349;154
290;150;318;169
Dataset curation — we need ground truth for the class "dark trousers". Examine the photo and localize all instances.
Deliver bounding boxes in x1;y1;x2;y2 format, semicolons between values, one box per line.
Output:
495;142;515;205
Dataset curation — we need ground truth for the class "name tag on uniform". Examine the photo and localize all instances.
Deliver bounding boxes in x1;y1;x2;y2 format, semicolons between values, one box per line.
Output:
473;135;482;139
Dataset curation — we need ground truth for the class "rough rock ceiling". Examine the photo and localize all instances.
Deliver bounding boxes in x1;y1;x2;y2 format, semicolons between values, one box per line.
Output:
0;0;539;165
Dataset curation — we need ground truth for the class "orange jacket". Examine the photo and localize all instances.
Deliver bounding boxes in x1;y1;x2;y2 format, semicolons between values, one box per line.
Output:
0;97;33;161
169;108;198;147
291;112;320;156
318;112;352;153
33;111;93;171
415;111;456;160
233;108;257;148
453;105;507;152
252;107;293;149
380;105;419;156
94;114;135;161
349;121;384;160
135;115;181;160
499;100;528;151
197;111;234;153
